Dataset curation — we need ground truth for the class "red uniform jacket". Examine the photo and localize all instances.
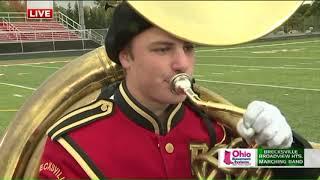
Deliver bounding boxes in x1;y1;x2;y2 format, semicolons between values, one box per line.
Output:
39;82;228;179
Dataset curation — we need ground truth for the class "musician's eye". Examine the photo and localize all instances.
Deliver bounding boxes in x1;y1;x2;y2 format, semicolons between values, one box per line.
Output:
151;46;172;55
183;44;194;54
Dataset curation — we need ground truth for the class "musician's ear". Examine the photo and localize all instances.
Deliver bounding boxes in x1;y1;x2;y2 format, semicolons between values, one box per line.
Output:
119;46;133;69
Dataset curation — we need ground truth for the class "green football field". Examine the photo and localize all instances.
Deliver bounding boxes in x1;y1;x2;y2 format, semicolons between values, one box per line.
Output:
0;37;319;142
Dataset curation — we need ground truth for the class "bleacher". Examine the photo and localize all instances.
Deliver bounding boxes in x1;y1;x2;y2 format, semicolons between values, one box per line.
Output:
11;21;66;31
0;12;104;54
0;21;80;42
0;12;83;42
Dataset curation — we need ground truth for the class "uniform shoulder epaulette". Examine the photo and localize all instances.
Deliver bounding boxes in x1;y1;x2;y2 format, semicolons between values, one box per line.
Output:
47;99;114;140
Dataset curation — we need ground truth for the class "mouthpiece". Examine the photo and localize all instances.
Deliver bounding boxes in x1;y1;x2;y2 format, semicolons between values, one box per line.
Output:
170;73;193;94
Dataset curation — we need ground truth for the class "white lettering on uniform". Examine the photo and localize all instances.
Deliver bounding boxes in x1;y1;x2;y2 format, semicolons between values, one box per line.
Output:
39;161;65;179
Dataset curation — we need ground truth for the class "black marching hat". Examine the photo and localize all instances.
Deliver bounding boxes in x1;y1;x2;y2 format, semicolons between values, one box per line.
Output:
105;2;152;64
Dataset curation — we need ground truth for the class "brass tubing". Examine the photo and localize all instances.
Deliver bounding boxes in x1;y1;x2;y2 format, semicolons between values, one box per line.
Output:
187;93;245;115
170;73;245;116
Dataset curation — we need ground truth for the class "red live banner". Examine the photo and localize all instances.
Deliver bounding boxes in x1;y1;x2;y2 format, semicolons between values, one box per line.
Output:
27;9;53;19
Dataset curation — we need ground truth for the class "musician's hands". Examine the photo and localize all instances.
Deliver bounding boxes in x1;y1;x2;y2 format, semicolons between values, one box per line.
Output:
237;101;293;148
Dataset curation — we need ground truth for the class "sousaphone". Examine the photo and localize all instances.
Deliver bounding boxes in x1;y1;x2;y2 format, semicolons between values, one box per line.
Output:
0;1;318;179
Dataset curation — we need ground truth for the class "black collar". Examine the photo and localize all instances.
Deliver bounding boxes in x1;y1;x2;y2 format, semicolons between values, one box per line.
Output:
113;81;185;135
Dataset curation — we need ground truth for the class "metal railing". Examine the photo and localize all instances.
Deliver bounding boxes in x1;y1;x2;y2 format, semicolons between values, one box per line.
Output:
55;12;81;31
0;12;56;23
0;12;27;22
0;17;22;43
55;12;104;44
0;29;85;42
1;17;19;32
86;29;104;45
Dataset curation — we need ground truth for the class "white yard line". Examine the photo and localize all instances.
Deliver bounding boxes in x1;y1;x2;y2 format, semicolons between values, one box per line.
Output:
251;48;304;54
13;94;23;97
0;60;69;67
283;65;297;67
0;82;36;90
17;73;30;75
0;109;18;112
193;75;204;77
196;55;318;60
19;64;60;69
197;79;320;92
196;64;320;70
196;39;320;52
211;72;224;75
298;63;313;65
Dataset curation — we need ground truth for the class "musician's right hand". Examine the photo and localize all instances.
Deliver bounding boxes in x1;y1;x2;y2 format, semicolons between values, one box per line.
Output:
237;101;293;148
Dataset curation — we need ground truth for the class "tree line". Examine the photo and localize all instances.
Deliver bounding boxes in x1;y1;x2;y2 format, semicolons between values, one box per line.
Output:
54;1;114;29
283;0;320;33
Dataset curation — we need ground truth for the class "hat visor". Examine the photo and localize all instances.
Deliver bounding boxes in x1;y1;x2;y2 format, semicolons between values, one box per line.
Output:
127;1;303;46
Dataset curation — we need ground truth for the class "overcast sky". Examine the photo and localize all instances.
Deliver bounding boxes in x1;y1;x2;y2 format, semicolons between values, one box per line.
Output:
55;1;96;8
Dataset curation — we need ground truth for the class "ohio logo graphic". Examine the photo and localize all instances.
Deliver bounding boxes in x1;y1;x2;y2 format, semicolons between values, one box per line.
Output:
218;149;256;168
224;151;233;165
